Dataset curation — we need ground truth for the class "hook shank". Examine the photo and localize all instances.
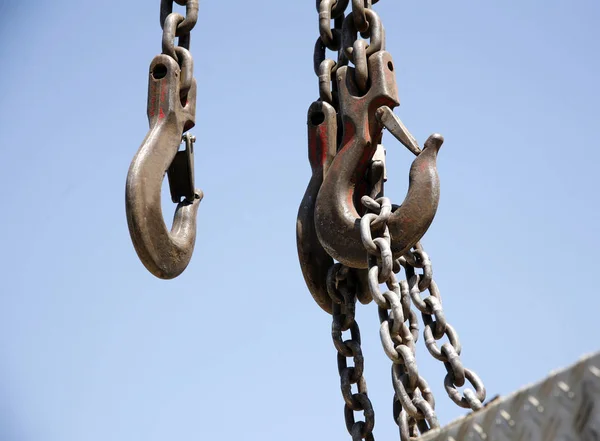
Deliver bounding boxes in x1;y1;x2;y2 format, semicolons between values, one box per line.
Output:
314;51;442;269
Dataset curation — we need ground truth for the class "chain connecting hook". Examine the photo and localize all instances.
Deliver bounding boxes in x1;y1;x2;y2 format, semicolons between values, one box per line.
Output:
314;50;443;269
126;53;202;279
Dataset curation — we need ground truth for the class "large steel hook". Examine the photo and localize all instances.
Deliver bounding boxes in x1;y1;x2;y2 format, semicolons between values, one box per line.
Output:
126;53;202;279
314;50;443;269
297;101;338;313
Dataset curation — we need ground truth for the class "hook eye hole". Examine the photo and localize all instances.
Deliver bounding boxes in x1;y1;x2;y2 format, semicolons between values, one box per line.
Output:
310;111;326;126
152;64;168;80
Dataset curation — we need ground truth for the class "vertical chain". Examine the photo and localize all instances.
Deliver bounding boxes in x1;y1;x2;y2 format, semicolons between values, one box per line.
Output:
311;2;487;440
328;264;376;441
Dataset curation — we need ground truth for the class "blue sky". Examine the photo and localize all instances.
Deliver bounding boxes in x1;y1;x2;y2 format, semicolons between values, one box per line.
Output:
0;1;599;440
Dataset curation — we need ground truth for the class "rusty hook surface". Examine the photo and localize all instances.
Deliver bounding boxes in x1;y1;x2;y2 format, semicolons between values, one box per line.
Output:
126;54;202;279
297;101;338;313
314;51;443;269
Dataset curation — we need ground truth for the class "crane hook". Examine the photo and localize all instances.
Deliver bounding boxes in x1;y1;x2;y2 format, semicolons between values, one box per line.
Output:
297;101;338;313
126;53;202;279
314;50;443;269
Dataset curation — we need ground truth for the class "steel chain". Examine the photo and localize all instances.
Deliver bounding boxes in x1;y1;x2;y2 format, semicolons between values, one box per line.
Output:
160;0;198;89
328;264;376;441
360;197;440;440
399;244;487;411
159;0;198;202
314;0;348;107
312;1;487;440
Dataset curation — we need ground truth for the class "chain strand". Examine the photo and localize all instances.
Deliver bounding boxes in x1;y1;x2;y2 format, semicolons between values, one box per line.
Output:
312;1;487;440
328;265;376;441
360;198;440;440
400;244;487;411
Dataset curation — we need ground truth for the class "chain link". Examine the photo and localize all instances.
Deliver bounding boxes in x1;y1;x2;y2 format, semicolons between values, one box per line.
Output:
160;0;198;79
328;264;376;441
158;0;198;201
314;0;347;107
360;197;440;440
399;244;487;411
311;2;487;440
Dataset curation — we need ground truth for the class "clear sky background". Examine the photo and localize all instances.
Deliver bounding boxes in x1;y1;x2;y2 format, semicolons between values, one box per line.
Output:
0;1;599;440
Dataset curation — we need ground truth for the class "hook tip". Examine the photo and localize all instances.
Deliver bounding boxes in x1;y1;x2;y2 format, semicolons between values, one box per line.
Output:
424;133;444;151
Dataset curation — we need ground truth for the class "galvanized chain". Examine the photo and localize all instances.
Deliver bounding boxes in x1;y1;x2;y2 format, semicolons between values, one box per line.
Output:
328;264;376;441
360;197;440;440
399;244;487;411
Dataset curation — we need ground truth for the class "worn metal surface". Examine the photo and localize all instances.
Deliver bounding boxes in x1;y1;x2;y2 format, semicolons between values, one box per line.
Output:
313;20;443;269
299;3;488;441
362;240;487;439
419;352;600;441
297;102;337;313
328;264;376;441
126;0;201;279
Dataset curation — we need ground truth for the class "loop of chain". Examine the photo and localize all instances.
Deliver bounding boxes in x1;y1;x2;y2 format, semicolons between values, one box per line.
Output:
401;244;487;411
360;200;439;440
351;0;372;34
328;265;376;441
341;8;384;91
160;0;198;36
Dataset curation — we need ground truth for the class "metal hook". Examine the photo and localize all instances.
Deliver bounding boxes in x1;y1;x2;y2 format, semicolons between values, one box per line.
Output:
297;101;376;311
297;101;338;313
314;51;443;269
126;54;202;279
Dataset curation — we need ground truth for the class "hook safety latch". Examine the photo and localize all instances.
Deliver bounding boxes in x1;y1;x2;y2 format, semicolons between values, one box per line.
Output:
314;50;443;269
126;53;202;280
167;133;196;203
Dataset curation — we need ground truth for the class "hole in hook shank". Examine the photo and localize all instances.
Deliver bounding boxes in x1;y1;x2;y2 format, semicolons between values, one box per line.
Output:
311;111;326;126
387;61;394;71
152;64;168;80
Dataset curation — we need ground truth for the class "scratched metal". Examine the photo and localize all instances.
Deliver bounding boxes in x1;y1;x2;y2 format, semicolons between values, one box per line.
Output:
418;351;600;441
126;0;202;279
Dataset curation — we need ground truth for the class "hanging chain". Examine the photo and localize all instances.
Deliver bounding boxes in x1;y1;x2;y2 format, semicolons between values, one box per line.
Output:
400;244;487;411
311;1;487;440
314;0;347;111
160;0;199;202
159;0;198;96
328;264;376;441
361;198;440;439
315;4;377;440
